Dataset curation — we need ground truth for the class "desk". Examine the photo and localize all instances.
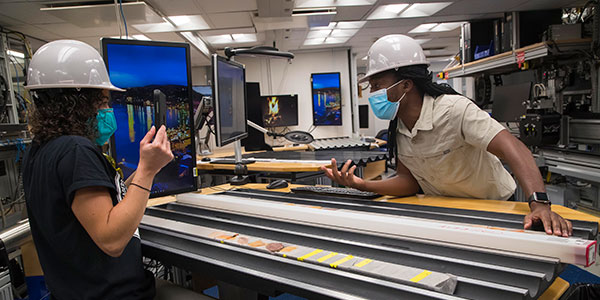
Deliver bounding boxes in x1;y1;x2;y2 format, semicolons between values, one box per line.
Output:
197;150;388;185
144;184;599;299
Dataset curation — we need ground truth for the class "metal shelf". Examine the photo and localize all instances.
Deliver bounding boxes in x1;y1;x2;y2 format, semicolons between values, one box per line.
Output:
444;39;592;78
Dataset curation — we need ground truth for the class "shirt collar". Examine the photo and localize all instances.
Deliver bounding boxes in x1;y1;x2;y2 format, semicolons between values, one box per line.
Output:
397;94;435;138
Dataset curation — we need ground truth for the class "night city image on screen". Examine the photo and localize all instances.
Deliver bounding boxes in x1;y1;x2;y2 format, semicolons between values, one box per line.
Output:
312;73;342;126
105;42;195;195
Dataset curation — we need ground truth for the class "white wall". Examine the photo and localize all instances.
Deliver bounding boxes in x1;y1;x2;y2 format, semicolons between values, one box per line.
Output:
192;66;210;85
237;48;354;143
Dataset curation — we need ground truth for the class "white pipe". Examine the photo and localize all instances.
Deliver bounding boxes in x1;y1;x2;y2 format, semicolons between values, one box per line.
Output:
176;193;597;267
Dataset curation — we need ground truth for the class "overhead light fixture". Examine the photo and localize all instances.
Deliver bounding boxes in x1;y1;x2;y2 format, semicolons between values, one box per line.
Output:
384;4;409;14
367;2;451;20
293;7;336;16
330;29;358;37
313;21;366;30
307;29;332;39
409;21;464;33
168;15;191;26
7;50;24;59
361;55;368;60
303;38;326;46
132;34;151;41
133;15;209;33
295;0;377;8
303;36;350;46
180;31;210;56
204;33;257;45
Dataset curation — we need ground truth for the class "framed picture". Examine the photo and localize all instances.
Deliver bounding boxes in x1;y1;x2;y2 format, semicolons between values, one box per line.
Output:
311;72;342;126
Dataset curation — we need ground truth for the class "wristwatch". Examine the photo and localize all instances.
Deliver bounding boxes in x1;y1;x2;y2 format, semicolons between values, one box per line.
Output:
528;192;551;206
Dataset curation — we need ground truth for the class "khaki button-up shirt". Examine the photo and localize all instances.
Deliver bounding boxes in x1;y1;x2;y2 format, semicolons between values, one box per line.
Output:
396;94;516;200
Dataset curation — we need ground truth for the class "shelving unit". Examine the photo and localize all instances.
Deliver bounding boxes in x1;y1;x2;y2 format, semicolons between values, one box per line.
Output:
444;38;593;78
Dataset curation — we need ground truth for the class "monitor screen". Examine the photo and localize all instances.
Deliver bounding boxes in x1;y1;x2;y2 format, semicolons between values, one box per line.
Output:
359;105;369;128
491;82;531;122
212;55;247;147
102;38;196;198
311;72;342;126
260;95;298;127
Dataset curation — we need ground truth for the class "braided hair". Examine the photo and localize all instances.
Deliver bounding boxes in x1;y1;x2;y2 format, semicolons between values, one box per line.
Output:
386;65;460;163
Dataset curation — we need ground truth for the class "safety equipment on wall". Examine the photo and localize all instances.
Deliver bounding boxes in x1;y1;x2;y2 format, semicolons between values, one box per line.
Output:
359;35;429;83
25;40;124;91
95;108;117;146
368;80;406;120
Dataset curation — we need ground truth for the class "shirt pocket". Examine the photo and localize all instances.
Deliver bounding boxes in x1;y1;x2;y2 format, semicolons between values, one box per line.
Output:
418;144;471;185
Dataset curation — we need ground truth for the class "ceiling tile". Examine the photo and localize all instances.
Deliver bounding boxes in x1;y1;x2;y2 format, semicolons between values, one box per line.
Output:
195;0;258;13
37;22;122;38
436;0;524;15
4;24;65;41
206;12;254;28
144;32;185;43
148;0;202;16
332;6;373;21
0;2;65;25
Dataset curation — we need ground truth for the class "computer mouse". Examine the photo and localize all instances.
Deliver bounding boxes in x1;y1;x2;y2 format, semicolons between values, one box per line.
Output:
201;157;211;162
266;179;288;189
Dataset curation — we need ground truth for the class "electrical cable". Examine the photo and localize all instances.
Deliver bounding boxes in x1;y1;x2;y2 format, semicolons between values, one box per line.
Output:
118;0;129;38
113;0;123;38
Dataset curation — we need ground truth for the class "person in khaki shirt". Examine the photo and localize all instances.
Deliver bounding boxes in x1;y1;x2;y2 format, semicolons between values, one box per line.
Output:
322;35;572;237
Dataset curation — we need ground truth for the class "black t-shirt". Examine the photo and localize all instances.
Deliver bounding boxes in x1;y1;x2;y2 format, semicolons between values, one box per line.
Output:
23;135;155;300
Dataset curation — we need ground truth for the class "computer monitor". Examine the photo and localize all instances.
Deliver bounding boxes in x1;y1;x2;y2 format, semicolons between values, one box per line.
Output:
101;38;197;198
260;95;298;127
491;82;531;122
211;54;247;147
359;105;369;128
311;72;342;126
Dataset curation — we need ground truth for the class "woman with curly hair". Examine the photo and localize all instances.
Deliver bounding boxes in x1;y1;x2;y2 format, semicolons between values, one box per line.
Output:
22;40;177;299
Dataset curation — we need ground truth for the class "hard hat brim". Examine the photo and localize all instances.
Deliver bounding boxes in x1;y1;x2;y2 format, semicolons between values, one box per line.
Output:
359;61;431;84
25;83;126;92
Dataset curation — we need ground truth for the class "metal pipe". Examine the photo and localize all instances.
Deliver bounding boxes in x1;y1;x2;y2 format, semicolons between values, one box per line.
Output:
0;219;31;252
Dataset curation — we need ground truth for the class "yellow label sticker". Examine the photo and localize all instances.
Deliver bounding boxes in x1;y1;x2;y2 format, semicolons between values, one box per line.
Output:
330;255;353;268
298;249;323;261
410;270;432;283
317;252;338;263
355;259;373;268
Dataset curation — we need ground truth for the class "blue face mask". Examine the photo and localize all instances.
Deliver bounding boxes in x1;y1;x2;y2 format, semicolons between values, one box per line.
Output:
368;80;406;120
96;108;117;146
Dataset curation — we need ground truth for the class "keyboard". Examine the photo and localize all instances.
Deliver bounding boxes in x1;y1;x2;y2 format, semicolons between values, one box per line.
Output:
291;186;381;199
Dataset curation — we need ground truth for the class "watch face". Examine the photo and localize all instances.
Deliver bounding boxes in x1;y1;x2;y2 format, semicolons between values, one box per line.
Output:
536;193;549;201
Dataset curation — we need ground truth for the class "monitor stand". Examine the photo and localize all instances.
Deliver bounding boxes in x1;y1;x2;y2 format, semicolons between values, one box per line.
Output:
229;140;250;186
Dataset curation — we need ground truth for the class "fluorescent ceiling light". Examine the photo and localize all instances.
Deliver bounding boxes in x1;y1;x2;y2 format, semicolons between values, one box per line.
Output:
361;55;368;60
304;38;326;45
397;2;452;18
295;0;376;8
384;4;409;14
303;36;349;45
205;33;257;45
307;29;332;39
133;15;209;33
180;31;210;56
7;50;24;59
168;15;191;26
367;2;451;20
330;29;358;37
132;34;150;41
409;21;464;33
314;21;366;30
415;38;431;44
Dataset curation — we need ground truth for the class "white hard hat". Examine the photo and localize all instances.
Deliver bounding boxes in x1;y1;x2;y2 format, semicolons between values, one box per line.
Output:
359;34;429;83
26;39;124;91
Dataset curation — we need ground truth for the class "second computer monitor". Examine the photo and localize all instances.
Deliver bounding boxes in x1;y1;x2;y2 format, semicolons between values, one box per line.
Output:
260;95;298;127
212;54;247;147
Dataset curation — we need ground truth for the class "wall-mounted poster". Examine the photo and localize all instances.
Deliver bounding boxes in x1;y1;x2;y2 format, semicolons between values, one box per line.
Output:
311;72;342;126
